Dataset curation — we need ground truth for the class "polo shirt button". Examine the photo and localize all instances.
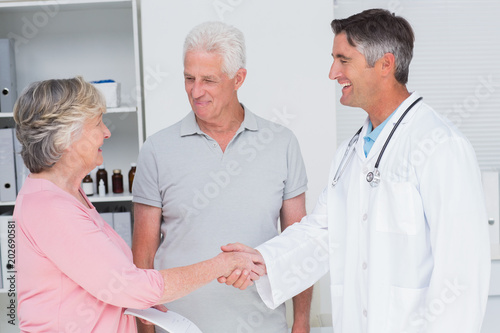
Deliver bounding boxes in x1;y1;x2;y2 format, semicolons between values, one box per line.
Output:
362;262;367;270
363;309;368;317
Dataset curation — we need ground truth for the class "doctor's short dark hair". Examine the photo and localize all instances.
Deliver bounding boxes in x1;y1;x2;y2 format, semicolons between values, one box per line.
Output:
331;8;414;85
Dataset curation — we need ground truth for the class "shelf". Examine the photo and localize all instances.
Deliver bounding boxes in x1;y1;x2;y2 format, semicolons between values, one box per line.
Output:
0;0;132;12
105;105;137;113
88;193;132;202
0;106;137;119
1;193;132;206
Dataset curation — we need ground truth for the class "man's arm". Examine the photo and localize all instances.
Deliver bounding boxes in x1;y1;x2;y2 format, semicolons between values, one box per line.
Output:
280;193;313;333
132;202;162;269
132;203;163;333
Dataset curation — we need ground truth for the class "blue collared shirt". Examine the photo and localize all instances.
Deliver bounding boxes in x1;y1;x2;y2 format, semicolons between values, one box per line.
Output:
363;109;398;157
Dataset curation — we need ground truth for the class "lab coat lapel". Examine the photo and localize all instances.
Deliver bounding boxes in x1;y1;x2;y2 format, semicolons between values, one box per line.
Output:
362;92;423;161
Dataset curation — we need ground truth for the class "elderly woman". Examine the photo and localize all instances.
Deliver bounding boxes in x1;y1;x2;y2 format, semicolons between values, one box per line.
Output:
13;77;261;332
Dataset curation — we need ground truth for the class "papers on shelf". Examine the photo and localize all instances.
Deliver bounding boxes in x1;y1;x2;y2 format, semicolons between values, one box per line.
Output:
124;307;202;333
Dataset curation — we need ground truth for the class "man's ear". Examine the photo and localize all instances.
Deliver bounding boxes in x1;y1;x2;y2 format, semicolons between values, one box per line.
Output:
380;52;396;77
234;68;247;90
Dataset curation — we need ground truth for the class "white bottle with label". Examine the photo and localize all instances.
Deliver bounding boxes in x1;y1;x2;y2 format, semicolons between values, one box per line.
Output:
82;174;94;196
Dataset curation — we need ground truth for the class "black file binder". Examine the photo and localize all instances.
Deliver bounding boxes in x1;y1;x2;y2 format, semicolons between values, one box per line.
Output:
0;39;18;113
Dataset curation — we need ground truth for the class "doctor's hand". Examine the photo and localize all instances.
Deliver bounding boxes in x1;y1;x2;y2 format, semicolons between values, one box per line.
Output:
217;243;267;289
217;245;265;290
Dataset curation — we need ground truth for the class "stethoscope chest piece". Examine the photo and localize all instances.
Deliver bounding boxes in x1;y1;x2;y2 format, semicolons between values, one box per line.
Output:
366;168;381;188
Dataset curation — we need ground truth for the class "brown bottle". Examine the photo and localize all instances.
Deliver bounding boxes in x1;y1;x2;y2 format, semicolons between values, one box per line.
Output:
112;169;124;194
128;163;136;193
96;164;108;194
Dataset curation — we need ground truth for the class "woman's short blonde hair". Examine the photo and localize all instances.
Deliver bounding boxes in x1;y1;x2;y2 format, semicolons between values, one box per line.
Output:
13;76;106;173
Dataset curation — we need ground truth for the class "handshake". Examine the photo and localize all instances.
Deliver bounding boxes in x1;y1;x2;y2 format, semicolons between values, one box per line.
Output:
216;243;267;290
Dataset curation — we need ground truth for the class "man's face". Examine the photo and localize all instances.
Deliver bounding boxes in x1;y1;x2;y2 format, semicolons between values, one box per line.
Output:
184;50;240;122
329;32;381;110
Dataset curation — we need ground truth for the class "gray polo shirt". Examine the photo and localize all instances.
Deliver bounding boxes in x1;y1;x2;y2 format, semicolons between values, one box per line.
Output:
133;106;307;333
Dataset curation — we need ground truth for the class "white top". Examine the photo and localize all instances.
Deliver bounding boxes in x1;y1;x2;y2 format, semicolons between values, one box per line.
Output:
256;92;491;333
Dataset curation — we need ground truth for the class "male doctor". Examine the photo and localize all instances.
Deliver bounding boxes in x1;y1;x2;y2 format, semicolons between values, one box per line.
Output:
221;8;491;333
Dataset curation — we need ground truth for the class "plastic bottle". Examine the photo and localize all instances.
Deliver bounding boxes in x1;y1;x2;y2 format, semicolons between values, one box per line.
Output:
128;162;136;193
96;164;109;194
112;169;124;194
82;174;94;196
98;179;106;197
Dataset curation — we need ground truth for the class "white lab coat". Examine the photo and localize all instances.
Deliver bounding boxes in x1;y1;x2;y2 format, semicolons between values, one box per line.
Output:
255;92;491;333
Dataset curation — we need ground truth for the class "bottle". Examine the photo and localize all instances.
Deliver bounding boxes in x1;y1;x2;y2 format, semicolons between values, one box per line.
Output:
96;164;109;194
112;169;124;194
82;174;94;196
98;179;106;197
128;162;136;193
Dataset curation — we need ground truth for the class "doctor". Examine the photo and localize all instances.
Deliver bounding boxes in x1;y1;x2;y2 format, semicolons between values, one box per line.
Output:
221;8;491;333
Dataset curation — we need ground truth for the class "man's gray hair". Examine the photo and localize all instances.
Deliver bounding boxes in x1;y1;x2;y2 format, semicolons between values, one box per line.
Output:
183;21;246;78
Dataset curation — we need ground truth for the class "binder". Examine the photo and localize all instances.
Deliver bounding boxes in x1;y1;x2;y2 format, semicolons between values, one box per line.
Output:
0;39;18;113
0;215;14;292
0;218;4;290
0;128;17;202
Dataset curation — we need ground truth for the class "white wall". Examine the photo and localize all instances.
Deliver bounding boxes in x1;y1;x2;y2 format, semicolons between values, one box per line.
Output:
139;0;336;326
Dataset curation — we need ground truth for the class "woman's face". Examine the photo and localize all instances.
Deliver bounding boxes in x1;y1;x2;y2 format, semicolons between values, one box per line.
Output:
68;113;111;173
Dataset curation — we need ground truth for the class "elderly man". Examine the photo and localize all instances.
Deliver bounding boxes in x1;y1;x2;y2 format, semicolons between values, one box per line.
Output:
222;9;491;333
132;21;312;333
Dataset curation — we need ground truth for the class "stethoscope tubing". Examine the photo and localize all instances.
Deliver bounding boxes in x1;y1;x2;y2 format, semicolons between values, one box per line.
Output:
332;96;423;188
372;96;423;170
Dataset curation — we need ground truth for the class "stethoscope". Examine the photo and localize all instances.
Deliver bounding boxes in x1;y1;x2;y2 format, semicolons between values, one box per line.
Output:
331;97;423;188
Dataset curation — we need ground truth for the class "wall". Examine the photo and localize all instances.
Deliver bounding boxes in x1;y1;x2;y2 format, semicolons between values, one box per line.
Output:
139;0;336;326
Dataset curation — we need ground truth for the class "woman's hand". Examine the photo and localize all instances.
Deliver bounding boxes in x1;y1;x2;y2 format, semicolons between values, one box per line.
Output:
138;304;168;326
217;243;267;289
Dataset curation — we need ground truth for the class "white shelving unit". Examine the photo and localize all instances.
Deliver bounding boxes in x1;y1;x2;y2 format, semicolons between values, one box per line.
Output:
0;0;143;208
0;1;141;330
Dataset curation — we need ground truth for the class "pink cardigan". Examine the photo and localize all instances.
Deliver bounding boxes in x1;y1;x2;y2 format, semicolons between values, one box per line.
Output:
14;177;164;332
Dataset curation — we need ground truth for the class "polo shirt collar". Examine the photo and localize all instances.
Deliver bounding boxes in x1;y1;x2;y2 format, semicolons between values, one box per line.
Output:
363;107;397;156
180;103;258;137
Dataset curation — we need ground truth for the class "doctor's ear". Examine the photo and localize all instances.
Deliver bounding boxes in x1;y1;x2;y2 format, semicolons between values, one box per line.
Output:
380;53;396;77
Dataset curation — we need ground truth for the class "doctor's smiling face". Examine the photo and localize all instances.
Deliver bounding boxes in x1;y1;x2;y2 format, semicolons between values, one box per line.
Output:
329;32;383;111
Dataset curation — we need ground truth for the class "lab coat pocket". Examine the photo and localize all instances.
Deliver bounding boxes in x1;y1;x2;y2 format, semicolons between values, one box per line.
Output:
373;181;421;235
330;284;344;330
387;285;428;333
